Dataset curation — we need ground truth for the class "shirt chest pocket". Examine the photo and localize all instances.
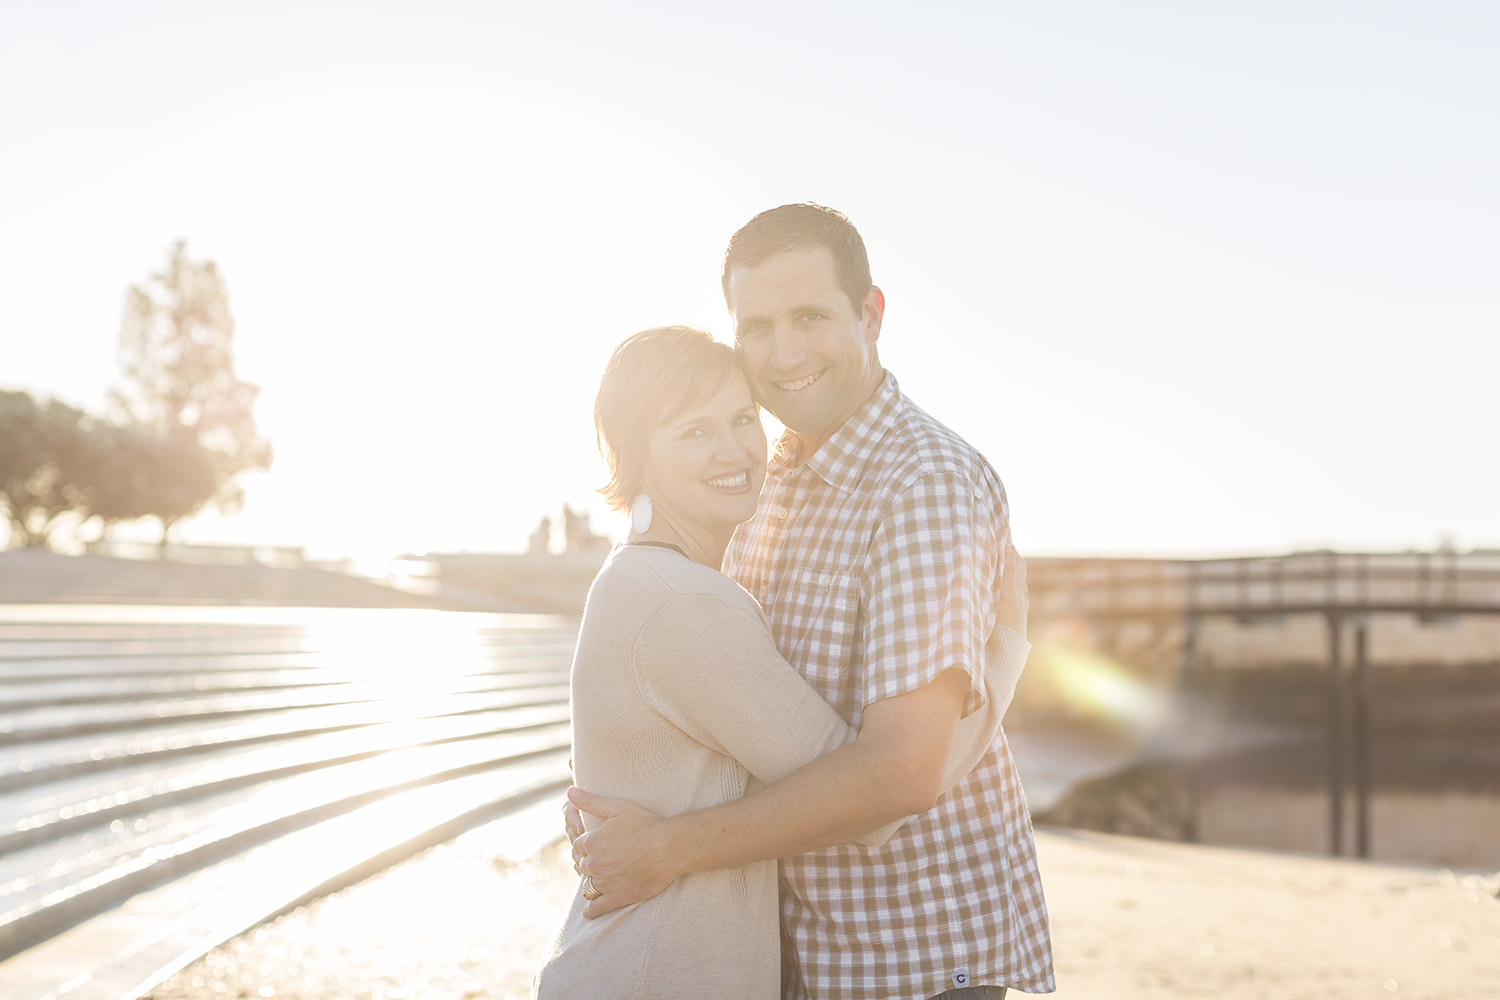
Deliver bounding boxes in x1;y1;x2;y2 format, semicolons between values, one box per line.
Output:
770;567;860;710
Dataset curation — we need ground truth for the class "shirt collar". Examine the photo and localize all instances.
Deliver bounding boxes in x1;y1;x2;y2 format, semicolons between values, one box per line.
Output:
768;371;900;494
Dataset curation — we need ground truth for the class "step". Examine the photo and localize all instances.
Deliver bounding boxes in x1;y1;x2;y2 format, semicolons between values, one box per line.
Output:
0;690;568;792
0;705;572;850
0;738;572;959
0;763;572;1000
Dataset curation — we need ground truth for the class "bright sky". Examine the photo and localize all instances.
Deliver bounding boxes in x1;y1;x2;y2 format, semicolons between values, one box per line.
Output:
3;1;1496;562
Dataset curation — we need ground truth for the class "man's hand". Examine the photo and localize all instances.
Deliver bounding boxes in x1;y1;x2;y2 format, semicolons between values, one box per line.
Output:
567;787;680;918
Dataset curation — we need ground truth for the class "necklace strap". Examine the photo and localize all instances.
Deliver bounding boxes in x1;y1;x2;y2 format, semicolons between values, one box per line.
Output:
624;540;688;558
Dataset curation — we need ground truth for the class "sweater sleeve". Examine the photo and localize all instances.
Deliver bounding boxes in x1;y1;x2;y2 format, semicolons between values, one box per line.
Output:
633;590;915;846
939;624;1030;794
634;590;856;788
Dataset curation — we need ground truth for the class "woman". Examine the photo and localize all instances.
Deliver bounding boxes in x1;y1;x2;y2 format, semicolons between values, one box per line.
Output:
533;327;1027;999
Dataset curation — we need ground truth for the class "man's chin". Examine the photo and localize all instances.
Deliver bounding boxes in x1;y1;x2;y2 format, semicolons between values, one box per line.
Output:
764;391;821;426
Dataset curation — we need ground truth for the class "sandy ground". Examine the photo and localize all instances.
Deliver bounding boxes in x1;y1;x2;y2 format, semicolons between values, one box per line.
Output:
144;821;1500;1000
1036;828;1498;999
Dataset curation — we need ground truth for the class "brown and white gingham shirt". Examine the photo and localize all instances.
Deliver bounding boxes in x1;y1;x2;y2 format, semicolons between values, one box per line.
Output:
727;373;1055;1000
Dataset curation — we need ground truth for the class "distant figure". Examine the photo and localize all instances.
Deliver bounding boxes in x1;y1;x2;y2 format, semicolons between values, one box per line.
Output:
528;516;552;555
561;505;582;552
562;504;608;553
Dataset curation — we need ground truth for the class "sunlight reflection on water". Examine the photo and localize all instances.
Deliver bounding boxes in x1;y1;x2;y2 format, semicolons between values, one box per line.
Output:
302;611;499;711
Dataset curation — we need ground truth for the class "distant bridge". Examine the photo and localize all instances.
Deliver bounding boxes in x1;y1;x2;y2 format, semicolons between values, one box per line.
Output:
1028;548;1500;624
1025;548;1500;859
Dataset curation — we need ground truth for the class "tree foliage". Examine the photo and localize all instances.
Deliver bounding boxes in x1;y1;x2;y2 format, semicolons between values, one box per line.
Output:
111;241;272;547
0;390;90;548
73;422;194;543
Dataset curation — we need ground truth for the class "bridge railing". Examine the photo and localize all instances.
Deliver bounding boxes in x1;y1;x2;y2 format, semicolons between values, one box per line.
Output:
1028;549;1500;621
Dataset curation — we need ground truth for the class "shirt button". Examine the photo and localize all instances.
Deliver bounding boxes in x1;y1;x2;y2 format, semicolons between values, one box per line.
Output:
776;508;788;523
952;969;970;988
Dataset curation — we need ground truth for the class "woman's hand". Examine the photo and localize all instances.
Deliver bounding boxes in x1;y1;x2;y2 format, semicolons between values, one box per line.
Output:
568;786;680;918
998;543;1029;639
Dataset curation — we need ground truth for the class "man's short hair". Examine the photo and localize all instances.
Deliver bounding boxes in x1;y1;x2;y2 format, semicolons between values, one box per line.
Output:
721;203;872;310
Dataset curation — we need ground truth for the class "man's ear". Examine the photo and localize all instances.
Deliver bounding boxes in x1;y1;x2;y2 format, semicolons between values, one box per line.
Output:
863;286;885;344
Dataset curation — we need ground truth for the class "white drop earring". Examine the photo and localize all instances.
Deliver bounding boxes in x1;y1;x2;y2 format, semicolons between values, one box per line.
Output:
630;494;653;534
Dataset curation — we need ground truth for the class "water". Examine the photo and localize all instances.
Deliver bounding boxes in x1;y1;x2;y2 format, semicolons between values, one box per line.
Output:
1029;729;1500;870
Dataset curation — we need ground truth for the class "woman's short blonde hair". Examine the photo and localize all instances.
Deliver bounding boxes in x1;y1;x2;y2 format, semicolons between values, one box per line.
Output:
594;326;746;512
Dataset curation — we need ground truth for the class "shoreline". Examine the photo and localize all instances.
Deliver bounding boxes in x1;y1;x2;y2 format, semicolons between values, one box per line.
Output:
142;818;1500;1000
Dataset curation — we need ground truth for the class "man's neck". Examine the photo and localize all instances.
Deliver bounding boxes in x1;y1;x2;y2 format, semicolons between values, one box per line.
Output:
785;434;814;468
784;374;884;466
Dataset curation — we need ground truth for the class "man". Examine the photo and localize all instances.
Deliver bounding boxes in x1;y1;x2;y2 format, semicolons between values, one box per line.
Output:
569;204;1054;999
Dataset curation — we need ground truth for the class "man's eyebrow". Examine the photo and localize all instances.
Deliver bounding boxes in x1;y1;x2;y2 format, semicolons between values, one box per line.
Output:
737;297;836;323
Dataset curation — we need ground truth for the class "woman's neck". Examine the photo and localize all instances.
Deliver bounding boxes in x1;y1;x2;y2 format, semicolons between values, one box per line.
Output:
632;516;728;569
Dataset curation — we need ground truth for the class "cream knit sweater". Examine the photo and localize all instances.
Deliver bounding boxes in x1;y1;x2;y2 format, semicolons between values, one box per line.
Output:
534;544;1028;999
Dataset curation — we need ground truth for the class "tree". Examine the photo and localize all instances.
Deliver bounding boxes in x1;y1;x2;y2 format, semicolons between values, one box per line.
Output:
70;421;162;547
111;241;272;551
136;431;220;551
0;390;90;548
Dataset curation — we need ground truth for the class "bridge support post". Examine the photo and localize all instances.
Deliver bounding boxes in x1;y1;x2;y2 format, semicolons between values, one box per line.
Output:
1326;613;1344;857
1352;619;1371;859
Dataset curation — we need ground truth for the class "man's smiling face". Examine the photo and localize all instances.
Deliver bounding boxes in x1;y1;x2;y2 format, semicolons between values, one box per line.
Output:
727;245;884;457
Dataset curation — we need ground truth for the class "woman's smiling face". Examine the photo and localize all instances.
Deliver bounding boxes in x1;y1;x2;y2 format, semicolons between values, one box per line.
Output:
642;372;767;537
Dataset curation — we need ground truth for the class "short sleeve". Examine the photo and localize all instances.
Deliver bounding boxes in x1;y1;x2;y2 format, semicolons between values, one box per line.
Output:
861;471;1007;715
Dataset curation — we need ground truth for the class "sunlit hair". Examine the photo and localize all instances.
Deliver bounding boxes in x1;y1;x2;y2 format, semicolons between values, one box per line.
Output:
594;326;747;512
721;202;872;311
